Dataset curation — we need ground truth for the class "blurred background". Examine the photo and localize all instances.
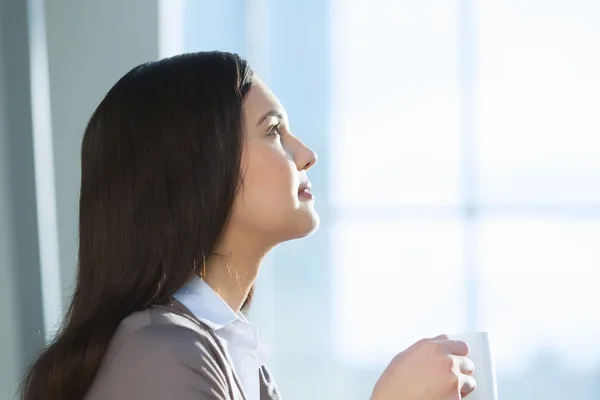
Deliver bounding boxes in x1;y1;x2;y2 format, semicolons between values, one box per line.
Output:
1;0;599;399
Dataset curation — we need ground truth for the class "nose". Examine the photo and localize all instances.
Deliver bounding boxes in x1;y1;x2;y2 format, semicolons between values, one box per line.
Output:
294;141;317;171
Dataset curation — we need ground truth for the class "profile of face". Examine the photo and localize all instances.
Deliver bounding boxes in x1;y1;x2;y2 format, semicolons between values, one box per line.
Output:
227;77;319;245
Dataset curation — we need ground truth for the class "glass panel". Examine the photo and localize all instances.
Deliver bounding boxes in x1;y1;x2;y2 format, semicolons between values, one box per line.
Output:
331;217;466;366
478;216;600;399
476;0;600;204
330;0;462;207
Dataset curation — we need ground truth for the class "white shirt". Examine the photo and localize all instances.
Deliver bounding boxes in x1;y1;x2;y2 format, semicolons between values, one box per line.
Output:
173;276;269;400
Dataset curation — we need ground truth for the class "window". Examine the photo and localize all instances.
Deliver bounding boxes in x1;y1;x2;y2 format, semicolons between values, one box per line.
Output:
330;0;600;399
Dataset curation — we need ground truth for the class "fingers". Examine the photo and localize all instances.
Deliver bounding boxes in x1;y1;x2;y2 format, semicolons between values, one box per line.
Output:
450;355;475;375
439;339;470;357
433;334;450;340
453;356;476;398
460;373;477;397
430;334;469;357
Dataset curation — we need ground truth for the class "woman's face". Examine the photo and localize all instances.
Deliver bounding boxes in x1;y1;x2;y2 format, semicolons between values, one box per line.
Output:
228;77;319;244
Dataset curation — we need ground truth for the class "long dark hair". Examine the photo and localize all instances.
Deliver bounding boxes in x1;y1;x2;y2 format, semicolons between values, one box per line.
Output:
21;51;255;400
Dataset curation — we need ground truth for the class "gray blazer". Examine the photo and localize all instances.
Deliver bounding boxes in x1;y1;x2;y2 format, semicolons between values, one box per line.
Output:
85;298;281;400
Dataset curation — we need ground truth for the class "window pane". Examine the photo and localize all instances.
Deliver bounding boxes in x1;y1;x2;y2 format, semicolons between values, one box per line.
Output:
331;217;466;366
478;216;600;399
330;0;462;207
477;0;600;204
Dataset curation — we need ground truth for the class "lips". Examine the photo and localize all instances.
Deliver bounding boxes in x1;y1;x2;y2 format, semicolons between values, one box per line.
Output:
298;182;314;200
298;182;311;193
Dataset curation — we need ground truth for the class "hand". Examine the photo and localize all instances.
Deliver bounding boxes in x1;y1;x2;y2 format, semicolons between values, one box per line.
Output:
370;334;476;400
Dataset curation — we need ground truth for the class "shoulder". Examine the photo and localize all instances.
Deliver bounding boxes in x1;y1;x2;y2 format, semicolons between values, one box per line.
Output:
112;305;226;364
86;306;234;400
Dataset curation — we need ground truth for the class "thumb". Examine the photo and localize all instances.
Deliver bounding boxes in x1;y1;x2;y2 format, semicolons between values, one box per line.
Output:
432;334;449;340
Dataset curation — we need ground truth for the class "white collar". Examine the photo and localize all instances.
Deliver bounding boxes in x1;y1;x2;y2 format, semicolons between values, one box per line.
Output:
173;275;240;330
173;276;270;367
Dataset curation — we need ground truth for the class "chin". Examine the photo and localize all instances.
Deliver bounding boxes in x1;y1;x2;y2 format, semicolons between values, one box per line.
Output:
261;204;320;244
297;217;320;238
289;207;320;239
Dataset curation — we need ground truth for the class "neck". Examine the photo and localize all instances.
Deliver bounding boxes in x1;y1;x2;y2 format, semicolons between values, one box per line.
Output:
202;234;273;313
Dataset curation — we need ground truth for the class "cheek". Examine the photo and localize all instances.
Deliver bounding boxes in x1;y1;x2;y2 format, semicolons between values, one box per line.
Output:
238;144;296;214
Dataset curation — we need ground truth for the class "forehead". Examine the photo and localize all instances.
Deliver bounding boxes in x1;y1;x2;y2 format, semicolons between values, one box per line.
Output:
243;77;285;123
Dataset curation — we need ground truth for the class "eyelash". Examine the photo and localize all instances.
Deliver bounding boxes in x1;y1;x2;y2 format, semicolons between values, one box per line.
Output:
267;124;282;137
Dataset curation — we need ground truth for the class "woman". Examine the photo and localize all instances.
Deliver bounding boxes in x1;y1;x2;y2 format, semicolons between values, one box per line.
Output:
21;51;476;400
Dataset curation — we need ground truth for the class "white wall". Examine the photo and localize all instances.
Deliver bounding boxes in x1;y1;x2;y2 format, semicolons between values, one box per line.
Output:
0;1;160;398
0;0;44;398
44;0;161;311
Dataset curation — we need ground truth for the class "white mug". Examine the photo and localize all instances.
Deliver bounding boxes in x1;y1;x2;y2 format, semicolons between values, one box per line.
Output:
449;332;498;400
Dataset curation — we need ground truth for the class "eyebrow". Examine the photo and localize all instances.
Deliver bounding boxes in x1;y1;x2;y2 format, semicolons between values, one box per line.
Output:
256;110;284;127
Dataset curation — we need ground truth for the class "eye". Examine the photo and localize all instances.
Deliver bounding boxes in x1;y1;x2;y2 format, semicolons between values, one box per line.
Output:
267;124;281;137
